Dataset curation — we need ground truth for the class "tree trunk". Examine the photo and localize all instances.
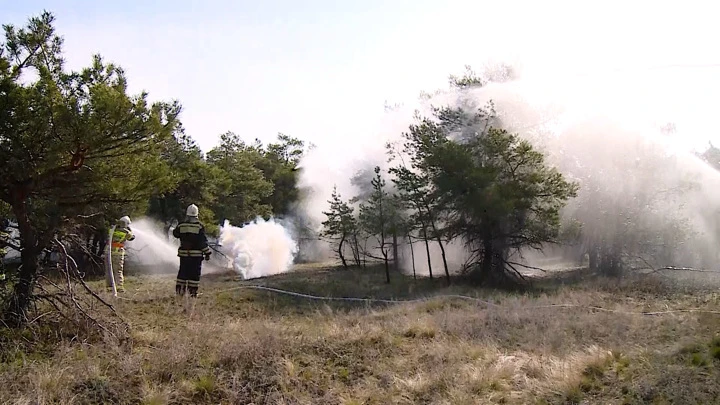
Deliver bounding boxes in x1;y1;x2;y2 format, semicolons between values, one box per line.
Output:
409;235;417;280
348;236;357;267
352;235;361;266
361;238;368;268
383;249;390;283
392;232;399;272
5;195;40;326
598;242;622;277
482;238;493;278
588;242;598;271
432;228;450;285
575;244;585;266
427;215;450;285
481;240;511;287
338;235;347;268
422;226;433;279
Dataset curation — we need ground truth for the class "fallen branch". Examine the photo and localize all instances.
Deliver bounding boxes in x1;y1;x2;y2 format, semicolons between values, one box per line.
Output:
38;238;129;343
503;260;530;286
53;237;123;319
505;261;548;273
55;239;112;336
37;274;63;291
76;213;103;219
33;292;75;324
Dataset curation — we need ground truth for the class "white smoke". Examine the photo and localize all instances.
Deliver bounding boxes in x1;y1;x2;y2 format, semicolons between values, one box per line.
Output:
120;67;720;277
293;60;720;275
218;217;299;279
119;216;302;278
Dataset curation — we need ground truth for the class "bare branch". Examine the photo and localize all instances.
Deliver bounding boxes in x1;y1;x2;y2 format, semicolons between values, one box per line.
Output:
505;261;548;273
76;213;103;219
53;237;123;319
503;259;530;285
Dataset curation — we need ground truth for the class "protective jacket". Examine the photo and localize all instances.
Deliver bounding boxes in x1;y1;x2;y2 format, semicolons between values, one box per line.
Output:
111;226;135;252
173;219;212;258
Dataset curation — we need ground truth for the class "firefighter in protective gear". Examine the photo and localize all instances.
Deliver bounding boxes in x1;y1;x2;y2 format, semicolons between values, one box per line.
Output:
106;216;135;293
172;204;212;297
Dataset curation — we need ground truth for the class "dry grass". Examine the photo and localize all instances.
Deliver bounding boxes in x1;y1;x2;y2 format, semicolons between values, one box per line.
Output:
2;265;720;404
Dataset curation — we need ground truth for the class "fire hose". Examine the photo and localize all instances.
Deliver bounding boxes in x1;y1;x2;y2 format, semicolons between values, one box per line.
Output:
112;283;720;316
105;225;117;297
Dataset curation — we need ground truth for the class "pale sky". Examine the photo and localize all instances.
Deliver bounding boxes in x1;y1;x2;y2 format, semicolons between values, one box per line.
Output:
3;0;720;153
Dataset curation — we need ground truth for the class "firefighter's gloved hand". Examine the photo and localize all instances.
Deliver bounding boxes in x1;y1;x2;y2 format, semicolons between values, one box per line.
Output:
204;254;211;261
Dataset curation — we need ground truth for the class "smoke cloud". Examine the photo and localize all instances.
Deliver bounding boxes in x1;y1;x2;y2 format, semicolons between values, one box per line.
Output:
294;61;720;275
218;218;299;279
123;216;301;279
123;61;720;278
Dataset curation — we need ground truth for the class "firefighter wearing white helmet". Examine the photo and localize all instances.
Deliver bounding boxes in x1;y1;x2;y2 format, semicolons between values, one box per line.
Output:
172;204;211;298
106;215;135;293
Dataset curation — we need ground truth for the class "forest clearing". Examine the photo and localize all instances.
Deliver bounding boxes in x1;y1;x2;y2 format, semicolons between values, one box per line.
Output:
2;264;720;404
3;8;720;405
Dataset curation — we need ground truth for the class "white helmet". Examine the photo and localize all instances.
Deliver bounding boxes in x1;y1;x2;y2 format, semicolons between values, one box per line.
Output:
119;216;131;226
186;204;199;217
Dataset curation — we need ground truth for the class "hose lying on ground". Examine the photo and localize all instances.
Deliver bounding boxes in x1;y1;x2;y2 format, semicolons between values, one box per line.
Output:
234;285;720;316
115;283;720;316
